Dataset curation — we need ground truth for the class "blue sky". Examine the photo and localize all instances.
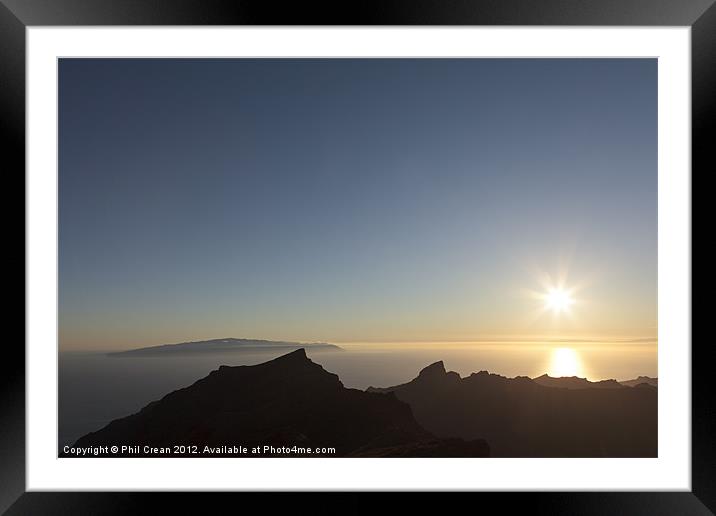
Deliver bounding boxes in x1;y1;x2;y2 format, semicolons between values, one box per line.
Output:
59;58;656;350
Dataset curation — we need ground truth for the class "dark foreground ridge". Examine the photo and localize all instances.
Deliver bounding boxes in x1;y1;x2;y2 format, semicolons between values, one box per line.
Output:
67;349;488;458
533;374;624;390
368;362;657;457
619;375;658;388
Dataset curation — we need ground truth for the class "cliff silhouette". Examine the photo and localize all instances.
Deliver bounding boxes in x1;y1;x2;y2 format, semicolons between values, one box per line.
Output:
69;349;488;458
368;361;657;457
68;350;656;458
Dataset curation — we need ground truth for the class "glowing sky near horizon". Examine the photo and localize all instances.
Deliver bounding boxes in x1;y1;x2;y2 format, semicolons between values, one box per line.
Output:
58;58;657;351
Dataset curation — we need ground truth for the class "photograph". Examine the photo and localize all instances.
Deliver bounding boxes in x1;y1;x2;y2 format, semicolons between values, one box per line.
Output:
58;57;658;459
2;0;708;507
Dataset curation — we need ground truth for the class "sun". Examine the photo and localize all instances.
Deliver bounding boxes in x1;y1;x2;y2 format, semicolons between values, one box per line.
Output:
523;266;584;322
544;287;574;314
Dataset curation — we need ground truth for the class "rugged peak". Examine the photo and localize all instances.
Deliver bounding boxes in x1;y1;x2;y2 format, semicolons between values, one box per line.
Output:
418;361;446;379
211;348;317;379
272;347;308;361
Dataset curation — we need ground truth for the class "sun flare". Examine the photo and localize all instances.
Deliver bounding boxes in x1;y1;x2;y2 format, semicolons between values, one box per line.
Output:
544;287;574;314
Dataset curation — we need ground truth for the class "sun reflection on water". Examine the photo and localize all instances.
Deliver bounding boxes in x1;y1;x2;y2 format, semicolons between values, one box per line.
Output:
548;347;585;378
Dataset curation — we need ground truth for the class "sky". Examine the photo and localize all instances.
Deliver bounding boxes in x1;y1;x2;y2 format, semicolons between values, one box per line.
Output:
59;58;657;351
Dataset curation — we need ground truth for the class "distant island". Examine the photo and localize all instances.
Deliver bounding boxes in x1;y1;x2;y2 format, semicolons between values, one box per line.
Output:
66;348;656;458
107;337;343;357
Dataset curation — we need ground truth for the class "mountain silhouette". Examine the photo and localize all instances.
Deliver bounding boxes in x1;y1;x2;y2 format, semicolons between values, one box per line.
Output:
367;362;657;457
68;349;488;458
619;376;658;388
532;374;624;390
107;337;343;357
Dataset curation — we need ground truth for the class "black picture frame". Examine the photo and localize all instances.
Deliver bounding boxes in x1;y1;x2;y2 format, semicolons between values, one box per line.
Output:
3;1;709;513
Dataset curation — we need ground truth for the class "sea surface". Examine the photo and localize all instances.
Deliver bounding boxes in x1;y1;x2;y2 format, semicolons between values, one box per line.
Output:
59;341;657;447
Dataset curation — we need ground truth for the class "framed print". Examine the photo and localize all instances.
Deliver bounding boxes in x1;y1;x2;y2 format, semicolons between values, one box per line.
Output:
3;0;711;513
